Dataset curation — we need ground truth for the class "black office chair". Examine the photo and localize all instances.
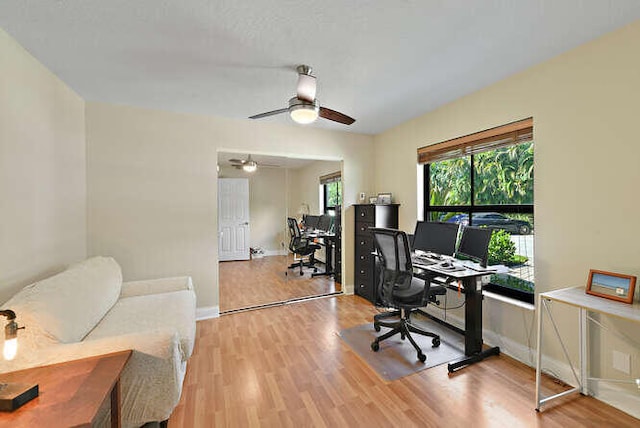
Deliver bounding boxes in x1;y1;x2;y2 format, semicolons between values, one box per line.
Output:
369;227;446;362
286;217;321;276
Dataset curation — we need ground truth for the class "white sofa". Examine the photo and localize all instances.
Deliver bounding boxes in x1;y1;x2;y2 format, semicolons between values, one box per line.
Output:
0;256;196;428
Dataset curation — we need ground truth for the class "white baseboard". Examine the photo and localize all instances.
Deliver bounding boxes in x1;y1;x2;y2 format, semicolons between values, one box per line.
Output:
592;382;640;419
343;283;354;295
422;306;640;418
264;249;287;257
196;306;219;321
422;306;569;376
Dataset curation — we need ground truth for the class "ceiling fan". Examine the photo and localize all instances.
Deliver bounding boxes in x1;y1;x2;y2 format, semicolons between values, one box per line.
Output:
249;65;355;125
228;155;279;172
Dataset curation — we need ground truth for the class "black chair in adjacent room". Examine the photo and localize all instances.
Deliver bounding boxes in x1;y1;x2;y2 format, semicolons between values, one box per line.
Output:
369;227;447;362
286;217;321;276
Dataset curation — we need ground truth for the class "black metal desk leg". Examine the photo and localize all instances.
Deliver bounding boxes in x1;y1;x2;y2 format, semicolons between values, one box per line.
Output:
447;277;500;373
312;237;335;277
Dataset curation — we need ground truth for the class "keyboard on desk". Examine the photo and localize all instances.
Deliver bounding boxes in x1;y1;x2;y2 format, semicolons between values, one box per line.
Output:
411;255;438;267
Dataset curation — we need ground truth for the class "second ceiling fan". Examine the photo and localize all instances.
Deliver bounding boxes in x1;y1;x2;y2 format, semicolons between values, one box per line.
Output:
228;154;279;172
249;65;355;126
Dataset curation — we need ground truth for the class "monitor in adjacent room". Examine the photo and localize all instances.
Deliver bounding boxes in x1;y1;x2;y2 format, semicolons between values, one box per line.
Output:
318;215;332;232
456;226;493;267
412;221;460;256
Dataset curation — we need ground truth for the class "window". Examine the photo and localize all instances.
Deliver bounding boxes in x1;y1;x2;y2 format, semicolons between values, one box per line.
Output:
320;172;342;215
323;181;342;214
420;119;534;304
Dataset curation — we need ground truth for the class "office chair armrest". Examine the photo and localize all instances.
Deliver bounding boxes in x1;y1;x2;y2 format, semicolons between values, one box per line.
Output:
429;284;447;295
418;272;440;305
302;236;316;245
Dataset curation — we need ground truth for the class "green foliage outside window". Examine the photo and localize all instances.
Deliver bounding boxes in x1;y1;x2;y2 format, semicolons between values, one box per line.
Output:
489;273;535;294
430;142;533;206
429;158;470;205
487;229;528;266
475;143;534;205
326;181;341;207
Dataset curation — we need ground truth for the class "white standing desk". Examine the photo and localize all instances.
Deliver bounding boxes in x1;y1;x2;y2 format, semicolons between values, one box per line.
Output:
535;286;640;410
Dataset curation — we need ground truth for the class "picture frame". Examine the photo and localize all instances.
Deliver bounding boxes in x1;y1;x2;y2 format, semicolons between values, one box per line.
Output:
377;193;392;205
586;269;636;304
369;197;378;204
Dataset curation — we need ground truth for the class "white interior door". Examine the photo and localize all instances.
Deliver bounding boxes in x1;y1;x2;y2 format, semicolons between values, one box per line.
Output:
218;178;250;261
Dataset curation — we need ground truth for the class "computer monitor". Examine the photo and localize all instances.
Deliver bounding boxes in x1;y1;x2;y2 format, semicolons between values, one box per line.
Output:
456;226;493;267
412;221;460;256
318;215;332;232
305;215;320;230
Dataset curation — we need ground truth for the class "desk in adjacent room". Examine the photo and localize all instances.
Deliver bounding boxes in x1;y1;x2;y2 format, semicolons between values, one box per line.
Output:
304;231;337;278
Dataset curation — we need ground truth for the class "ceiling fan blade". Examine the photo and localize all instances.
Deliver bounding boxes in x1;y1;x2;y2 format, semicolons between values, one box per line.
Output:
296;74;316;102
249;108;288;120
319;107;356;125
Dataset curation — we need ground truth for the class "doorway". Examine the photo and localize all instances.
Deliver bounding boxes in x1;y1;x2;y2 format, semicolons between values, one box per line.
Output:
218;178;250;261
217;152;343;313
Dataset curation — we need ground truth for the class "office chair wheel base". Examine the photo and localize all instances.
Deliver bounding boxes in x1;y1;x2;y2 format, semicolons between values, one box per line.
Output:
417;352;426;363
400;333;405;340
299;271;304;276
374;323;381;332
432;338;440;347
371;341;380;352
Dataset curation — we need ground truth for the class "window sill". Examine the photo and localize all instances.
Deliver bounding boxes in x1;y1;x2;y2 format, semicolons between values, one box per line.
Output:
483;290;535;310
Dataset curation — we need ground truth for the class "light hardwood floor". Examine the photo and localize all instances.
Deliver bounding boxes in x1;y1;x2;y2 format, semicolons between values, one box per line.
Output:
219;255;340;313
170;295;638;427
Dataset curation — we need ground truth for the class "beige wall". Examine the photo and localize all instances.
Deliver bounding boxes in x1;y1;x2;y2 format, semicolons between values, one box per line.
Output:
0;29;86;304
374;20;640;415
287;160;342;216
86;102;374;310
218;165;288;253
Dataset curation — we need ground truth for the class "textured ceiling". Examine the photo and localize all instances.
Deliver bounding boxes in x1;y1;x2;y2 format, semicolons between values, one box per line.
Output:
2;1;640;134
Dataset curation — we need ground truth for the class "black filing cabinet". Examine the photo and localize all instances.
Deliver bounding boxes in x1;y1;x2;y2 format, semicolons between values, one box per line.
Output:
354;204;399;304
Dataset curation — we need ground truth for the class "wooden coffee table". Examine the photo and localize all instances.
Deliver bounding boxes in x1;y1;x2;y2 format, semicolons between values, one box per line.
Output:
0;350;132;427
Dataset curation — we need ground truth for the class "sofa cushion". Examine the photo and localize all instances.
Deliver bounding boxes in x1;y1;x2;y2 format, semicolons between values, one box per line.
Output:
4;257;122;344
85;289;196;361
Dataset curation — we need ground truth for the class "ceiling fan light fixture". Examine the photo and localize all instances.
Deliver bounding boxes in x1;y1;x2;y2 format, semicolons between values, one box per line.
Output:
249;67;354;125
289;98;319;124
242;161;257;172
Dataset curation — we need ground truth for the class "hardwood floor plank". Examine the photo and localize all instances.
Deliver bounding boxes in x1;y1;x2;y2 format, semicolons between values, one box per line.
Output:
219;255;341;312
171;292;638;427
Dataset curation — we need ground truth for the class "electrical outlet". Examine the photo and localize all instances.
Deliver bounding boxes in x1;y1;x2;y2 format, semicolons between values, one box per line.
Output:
612;350;631;374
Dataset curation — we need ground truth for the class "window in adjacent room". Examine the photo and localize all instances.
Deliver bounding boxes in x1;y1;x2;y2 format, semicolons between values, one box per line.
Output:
418;118;534;304
320;171;342;216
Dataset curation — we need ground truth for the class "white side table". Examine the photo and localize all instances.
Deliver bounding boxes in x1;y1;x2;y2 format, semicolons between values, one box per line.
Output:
535;286;640;410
